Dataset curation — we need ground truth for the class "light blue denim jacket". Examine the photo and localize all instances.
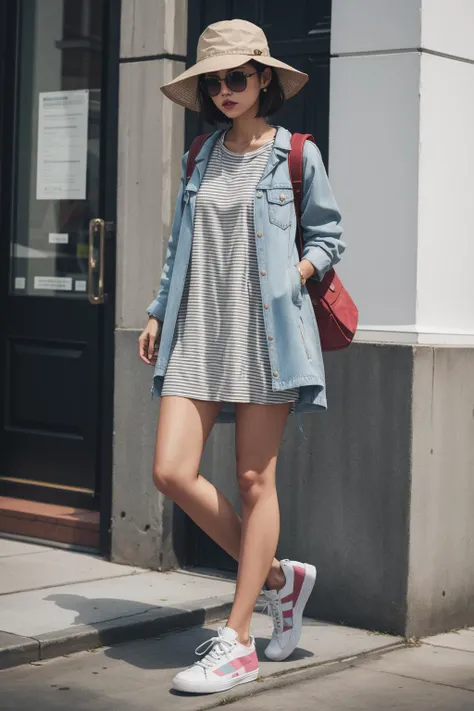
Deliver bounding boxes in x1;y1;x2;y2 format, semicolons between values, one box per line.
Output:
147;126;345;424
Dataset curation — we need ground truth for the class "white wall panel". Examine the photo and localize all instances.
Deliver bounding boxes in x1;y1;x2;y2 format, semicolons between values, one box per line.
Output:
329;53;421;329
332;0;421;55
421;0;474;62
417;53;474;336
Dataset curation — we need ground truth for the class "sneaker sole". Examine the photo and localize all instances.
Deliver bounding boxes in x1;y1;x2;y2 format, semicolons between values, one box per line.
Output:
264;563;317;662
172;668;259;694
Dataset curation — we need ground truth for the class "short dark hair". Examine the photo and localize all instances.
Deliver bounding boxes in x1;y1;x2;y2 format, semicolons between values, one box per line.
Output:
197;60;285;125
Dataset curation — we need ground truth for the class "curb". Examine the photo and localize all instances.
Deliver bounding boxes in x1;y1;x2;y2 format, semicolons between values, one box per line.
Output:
0;593;235;671
198;640;406;710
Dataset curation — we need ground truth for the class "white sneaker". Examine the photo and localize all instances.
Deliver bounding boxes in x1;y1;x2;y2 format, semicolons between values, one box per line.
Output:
263;559;317;661
172;626;259;694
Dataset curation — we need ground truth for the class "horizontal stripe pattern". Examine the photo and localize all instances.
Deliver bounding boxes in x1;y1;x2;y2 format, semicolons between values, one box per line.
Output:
162;134;298;405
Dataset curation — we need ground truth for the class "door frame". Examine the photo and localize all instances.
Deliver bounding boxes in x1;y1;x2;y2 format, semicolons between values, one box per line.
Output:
97;0;120;556
0;0;121;557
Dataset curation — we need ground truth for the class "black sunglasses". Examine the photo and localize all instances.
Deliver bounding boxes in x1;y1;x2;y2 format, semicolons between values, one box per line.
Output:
200;70;260;97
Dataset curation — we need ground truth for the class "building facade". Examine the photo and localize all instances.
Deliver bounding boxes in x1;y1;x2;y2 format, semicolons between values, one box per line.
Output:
0;0;473;637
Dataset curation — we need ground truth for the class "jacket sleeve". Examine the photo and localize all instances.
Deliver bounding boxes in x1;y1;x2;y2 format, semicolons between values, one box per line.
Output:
300;140;345;280
146;152;188;321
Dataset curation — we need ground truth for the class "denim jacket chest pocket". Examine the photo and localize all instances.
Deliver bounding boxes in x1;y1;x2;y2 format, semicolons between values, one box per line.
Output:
266;188;294;230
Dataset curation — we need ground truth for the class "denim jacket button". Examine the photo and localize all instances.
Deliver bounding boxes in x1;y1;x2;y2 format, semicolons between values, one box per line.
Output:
260;270;266;276
268;335;274;341
257;231;263;237
264;303;269;309
280;193;285;201
257;192;263;198
273;370;279;377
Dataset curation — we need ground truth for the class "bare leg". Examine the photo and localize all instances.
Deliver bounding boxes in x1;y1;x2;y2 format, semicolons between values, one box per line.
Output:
153;396;285;590
226;402;291;644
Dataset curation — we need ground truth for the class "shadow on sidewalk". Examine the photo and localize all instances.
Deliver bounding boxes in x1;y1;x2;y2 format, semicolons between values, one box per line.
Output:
43;593;315;671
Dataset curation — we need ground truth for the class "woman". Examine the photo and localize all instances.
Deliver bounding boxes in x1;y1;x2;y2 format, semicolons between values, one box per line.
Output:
138;19;345;694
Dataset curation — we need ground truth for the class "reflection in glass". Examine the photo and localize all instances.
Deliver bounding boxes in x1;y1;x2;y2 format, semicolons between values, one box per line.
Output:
11;0;104;298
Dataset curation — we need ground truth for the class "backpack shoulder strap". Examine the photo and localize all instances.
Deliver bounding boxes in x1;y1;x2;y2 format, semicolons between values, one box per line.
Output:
186;133;212;183
289;133;316;255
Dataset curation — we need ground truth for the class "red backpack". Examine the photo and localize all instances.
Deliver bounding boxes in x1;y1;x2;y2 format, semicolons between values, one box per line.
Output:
186;133;358;351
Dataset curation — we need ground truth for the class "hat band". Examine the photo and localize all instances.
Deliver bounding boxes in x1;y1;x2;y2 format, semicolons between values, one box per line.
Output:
198;47;271;62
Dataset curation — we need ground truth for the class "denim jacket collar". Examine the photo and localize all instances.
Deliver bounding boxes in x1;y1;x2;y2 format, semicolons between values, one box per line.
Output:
186;126;292;193
258;126;291;186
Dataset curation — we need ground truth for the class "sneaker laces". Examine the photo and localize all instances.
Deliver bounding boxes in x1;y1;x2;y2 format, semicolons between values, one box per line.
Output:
262;592;283;635
194;629;234;669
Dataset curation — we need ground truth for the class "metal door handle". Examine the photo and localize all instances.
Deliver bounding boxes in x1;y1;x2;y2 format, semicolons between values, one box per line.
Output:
88;218;106;304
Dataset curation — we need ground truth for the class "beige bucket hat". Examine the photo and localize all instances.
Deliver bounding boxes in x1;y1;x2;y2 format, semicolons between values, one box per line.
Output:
161;19;309;112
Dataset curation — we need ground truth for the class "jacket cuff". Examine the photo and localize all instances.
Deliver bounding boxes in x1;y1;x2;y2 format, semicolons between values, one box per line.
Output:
305;246;332;281
146;299;166;322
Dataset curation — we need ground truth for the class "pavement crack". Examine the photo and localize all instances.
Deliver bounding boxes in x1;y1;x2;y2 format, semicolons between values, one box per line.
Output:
355;664;474;694
423;642;474;655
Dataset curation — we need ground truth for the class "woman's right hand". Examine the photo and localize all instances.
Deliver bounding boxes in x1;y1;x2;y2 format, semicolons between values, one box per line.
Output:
138;316;162;365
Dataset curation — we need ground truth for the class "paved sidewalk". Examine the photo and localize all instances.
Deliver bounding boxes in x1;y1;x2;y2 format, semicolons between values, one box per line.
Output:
1;615;473;710
2;537;473;709
0;612;404;710
227;632;474;710
0;538;237;668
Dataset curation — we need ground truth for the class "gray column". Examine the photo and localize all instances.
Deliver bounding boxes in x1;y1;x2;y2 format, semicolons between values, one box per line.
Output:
111;0;187;569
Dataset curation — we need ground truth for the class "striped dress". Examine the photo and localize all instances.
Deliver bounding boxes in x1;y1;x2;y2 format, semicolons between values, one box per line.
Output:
161;133;299;406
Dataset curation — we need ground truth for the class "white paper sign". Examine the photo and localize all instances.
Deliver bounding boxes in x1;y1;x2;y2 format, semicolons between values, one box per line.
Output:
75;280;87;292
14;277;26;290
34;276;73;291
36;90;89;200
49;233;69;244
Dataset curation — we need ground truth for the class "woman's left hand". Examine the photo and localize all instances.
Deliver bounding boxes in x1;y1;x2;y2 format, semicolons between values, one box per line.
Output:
297;259;316;284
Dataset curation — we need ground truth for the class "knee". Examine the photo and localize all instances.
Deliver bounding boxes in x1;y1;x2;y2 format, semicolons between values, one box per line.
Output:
152;465;173;495
152;464;191;497
237;468;266;506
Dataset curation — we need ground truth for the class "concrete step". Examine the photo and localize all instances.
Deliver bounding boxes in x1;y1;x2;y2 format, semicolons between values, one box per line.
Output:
0;497;100;548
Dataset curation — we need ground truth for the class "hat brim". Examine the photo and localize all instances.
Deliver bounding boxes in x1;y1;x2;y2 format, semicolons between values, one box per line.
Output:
160;54;308;111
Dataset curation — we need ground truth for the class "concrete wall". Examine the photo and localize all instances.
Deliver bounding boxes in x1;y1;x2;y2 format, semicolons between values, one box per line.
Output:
408;347;474;637
199;343;474;637
112;0;188;569
201;345;414;634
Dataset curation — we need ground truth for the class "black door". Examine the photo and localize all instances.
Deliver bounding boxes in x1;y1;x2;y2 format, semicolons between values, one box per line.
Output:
0;0;120;546
183;0;332;571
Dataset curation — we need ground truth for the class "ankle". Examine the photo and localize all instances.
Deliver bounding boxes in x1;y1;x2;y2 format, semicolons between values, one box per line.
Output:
237;634;251;647
232;631;251;647
265;563;286;591
226;625;251;647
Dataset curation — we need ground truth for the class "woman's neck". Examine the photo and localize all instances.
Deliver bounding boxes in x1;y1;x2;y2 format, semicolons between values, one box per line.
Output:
226;116;273;145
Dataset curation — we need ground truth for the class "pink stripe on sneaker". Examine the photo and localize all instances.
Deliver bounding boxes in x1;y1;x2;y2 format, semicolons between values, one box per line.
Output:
283;609;293;619
238;652;258;672
214;669;226;677
281;564;306;606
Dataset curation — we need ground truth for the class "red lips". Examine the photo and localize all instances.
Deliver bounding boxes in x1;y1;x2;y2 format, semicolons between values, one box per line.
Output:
222;101;237;109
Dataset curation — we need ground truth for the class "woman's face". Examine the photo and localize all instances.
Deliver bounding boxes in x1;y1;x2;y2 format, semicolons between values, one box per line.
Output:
202;62;272;119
